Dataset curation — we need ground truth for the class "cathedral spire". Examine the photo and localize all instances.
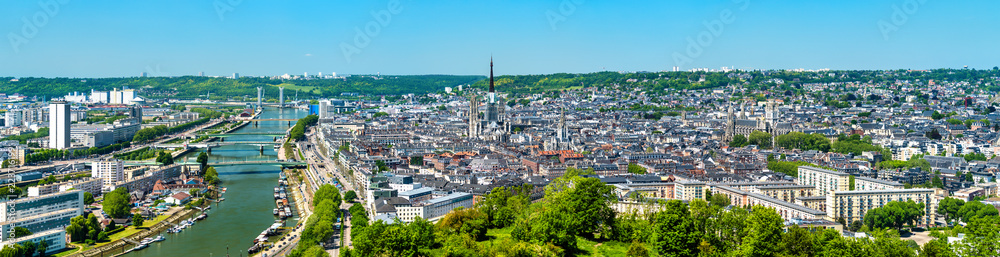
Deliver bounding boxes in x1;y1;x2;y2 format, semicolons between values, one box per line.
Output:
489;57;494;93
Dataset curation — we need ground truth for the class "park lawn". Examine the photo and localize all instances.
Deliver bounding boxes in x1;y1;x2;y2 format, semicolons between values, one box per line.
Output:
52;243;92;257
278;83;318;93
104;214;172;244
51;213;171;257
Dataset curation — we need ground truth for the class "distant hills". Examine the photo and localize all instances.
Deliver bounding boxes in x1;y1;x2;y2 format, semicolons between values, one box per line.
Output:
3;68;999;100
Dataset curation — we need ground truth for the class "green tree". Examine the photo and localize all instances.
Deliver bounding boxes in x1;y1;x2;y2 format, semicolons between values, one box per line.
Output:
937;198;965;224
738;206;784;257
920;237;957;257
203;166;220;185
747;131;773;149
156;151;174;165
196;152;209;171
83;192;95;205
864;200;925;230
102;188;131;218
343;190;357;203
956;200;999;223
627;163;647;174
956;216;1000;257
133;213;144;227
312;184;341;207
781;225;813;257
729;134;748;148
13;227;31;237
650;200;699;257
709;194;731;207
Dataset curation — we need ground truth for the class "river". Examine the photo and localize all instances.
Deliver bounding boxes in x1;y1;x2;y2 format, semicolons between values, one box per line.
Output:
126;107;307;257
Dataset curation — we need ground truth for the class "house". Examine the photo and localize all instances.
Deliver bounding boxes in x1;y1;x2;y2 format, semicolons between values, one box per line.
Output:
166;192;192;205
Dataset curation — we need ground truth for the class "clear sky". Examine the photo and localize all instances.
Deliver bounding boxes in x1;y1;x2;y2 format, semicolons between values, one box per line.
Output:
1;0;998;78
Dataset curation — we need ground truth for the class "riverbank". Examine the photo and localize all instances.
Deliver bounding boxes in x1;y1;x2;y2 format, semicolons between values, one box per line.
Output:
257;169;313;257
62;208;201;257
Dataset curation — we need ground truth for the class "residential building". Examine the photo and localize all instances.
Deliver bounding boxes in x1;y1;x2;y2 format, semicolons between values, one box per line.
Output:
92;159;124;191
797;166;849;195
825;189;936;226
48;101;71;149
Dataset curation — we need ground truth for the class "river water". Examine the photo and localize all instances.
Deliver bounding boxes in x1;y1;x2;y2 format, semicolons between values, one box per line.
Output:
126;107;307;257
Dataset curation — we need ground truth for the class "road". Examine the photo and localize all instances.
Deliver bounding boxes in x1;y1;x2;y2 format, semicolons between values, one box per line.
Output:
244;127;360;256
299;128;360;256
3;117;229;174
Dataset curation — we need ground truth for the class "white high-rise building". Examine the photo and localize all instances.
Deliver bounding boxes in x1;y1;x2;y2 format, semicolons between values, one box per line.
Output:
49;101;71;149
90;90;109;104
4;110;22;128
110;88;123;104
257;87;263;111
92;159;124;190
279;87;285;108
121;89;136;104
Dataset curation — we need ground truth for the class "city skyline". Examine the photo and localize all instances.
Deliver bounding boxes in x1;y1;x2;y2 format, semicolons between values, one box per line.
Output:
1;1;999;78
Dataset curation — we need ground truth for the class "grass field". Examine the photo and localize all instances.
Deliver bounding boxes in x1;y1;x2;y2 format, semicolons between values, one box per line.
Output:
278;83;318;94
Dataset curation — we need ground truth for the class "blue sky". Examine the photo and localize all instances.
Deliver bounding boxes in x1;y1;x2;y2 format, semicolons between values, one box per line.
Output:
1;0;998;78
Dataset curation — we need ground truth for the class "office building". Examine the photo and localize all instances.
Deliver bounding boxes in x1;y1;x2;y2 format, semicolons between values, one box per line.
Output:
48;101;71;149
797;166;849;196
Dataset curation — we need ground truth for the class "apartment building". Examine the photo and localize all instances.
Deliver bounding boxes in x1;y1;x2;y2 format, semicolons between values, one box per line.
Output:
797;166;849;195
712;185;827;221
854;176;904;191
674;180;706;201
92;159;124;190
825;189;936;226
28;177;102;197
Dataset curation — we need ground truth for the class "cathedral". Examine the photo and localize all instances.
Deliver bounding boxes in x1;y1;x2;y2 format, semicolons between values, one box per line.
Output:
724;99;794;147
468;58;511;142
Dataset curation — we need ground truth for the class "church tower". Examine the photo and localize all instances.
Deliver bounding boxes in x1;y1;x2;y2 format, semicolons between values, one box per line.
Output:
558;108;567;142
726;105;735;141
468;92;479;138
486;58;499;124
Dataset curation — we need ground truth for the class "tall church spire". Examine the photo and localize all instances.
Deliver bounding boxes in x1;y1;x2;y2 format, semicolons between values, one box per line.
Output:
489;57;494;93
